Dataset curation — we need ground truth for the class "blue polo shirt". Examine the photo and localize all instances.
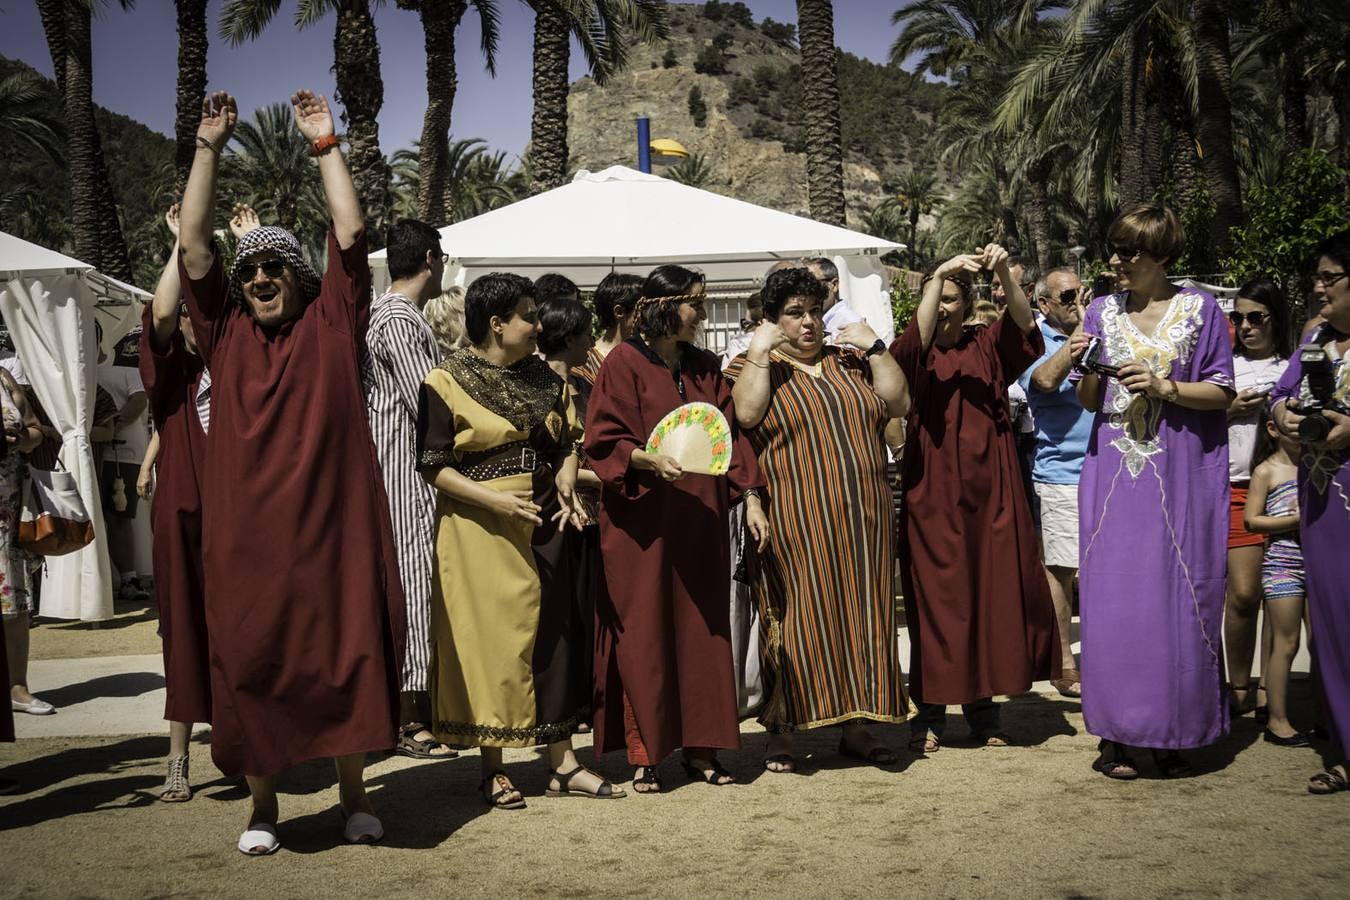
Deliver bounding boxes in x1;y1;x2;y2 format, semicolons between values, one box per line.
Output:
1018;320;1094;485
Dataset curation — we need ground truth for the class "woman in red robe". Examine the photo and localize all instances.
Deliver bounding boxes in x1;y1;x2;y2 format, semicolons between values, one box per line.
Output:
584;265;767;792
890;245;1060;752
138;205;212;804
179;91;404;854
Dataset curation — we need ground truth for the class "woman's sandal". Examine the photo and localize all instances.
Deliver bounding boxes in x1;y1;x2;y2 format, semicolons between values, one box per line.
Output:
395;724;457;760
1307;769;1349;795
237;822;281;856
1093;741;1138;780
1152;750;1193;779
839;737;898;765
975;732;1016;748
546;765;626;799
631;765;664;794
907;732;940;754
682;757;736;785
763;753;796;774
160;753;191;803
479;771;527;810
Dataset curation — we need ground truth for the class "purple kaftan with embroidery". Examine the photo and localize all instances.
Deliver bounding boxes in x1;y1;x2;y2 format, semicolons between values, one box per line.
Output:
1077;289;1234;749
1271;328;1350;756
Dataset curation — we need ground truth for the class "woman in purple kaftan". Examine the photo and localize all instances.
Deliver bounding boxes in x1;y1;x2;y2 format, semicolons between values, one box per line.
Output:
1076;203;1236;780
1272;230;1350;795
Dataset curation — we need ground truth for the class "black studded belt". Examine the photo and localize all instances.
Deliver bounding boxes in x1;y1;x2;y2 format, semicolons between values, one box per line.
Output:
453;441;542;481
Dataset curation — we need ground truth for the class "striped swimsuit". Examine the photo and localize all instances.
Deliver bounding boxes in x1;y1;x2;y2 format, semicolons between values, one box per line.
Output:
1261;479;1304;601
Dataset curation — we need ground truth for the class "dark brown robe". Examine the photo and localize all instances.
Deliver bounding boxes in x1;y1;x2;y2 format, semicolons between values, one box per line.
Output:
583;338;764;763
180;229;404;777
890;314;1060;705
138;313;212;724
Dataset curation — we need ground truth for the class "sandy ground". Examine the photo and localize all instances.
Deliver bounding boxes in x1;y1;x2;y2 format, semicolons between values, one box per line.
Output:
4;593;1346;898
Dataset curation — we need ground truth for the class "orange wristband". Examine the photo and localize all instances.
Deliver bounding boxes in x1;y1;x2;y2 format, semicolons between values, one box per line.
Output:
310;134;340;157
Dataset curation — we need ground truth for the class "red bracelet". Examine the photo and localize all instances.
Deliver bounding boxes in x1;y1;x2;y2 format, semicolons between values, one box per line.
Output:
310;134;340;157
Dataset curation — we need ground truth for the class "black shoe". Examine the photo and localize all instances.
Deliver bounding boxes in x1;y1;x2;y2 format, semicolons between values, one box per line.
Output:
1263;728;1311;747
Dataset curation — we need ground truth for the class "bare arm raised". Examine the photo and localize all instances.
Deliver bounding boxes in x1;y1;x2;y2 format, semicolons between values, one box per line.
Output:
148;205;183;351
179;92;237;279
291;90;363;249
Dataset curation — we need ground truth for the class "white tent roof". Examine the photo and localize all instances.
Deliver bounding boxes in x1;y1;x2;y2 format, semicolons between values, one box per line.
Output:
370;165;901;284
0;229;149;305
0;230;150;354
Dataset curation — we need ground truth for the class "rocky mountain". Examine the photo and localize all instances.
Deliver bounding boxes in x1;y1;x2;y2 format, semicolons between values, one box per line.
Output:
565;2;949;227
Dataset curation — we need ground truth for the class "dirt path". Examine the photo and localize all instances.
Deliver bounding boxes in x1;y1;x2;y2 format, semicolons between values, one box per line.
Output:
2;691;1345;899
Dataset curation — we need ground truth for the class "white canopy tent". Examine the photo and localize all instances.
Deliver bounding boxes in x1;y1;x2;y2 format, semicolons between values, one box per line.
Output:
0;230;148;621
370;166;904;343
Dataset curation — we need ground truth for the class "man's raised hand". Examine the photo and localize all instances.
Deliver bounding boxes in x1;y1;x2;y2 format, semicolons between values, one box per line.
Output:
197;91;237;152
291;90;335;143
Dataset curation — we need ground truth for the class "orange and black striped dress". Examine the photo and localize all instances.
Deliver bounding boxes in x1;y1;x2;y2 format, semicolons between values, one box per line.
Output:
726;347;907;732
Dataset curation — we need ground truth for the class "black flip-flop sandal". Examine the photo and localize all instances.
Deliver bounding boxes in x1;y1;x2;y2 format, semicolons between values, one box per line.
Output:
546;765;626;799
632;766;664;794
1308;769;1349;795
480;771;527;810
763;753;796;773
1094;740;1139;780
682;757;736;785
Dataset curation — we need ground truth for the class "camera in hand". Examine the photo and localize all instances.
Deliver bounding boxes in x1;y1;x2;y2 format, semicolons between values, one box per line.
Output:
1075;336;1120;378
1296;345;1347;442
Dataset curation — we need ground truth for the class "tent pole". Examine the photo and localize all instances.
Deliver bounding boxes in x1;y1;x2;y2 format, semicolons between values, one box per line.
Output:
637;117;651;173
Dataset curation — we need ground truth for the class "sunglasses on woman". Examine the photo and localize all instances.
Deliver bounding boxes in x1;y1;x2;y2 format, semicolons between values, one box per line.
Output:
235;260;288;283
1228;311;1270;327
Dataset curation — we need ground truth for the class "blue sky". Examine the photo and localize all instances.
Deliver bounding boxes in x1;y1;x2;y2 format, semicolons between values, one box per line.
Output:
0;1;906;161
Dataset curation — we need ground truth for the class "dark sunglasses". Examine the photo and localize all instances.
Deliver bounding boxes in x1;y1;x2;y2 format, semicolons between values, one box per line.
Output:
1109;245;1143;263
1228;311;1270;327
235;260;288;283
1315;270;1348;289
1055;288;1084;306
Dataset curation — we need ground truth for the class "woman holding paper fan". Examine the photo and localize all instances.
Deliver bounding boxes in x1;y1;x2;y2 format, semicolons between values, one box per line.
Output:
584;265;768;792
725;267;911;773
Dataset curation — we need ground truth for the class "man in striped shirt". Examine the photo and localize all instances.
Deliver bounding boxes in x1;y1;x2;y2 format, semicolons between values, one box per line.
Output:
363;218;455;760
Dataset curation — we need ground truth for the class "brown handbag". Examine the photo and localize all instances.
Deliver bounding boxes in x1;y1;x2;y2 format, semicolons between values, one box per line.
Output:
17;464;96;556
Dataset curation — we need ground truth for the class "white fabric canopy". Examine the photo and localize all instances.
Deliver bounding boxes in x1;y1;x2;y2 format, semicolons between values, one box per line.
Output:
370;166;904;342
0;230;149;621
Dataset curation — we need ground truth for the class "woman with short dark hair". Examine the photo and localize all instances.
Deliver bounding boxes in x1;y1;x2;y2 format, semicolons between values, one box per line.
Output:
584;265;768;792
418;272;622;808
1076;202;1236;779
727;267;910;772
572;273;644;405
1272;229;1350;794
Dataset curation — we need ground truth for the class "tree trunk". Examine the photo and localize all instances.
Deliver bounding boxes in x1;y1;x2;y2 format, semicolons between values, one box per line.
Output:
334;0;391;246
528;2;571;195
1192;0;1243;255
37;0;132;280
1119;30;1164;207
1338;26;1350;203
909;209;919;268
174;0;209;195
415;0;466;224
1024;152;1054;273
991;153;1022;255
795;0;846;226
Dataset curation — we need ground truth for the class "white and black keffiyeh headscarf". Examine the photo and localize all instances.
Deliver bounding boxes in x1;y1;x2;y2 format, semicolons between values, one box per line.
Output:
229;226;322;307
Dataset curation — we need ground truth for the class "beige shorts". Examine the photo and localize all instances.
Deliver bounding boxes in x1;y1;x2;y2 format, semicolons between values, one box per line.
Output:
1034;481;1079;569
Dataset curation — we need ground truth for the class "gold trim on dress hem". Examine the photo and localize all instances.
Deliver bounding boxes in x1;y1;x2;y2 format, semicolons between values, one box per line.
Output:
762;710;911;734
434;716;579;747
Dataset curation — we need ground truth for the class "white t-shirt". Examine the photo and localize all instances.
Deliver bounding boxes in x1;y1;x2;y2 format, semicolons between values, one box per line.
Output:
1229;354;1289;481
96;363;146;437
0;355;26;386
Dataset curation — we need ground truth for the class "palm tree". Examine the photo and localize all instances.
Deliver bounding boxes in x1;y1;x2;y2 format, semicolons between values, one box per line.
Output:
220;0;393;245
390;138;526;223
526;1;669;194
35;0;134;281
173;0;209;194
0;70;64;162
886;171;942;268
891;1;1064;255
666;152;716;188
395;1;500;225
795;0;846;226
223;103;327;241
860;200;909;266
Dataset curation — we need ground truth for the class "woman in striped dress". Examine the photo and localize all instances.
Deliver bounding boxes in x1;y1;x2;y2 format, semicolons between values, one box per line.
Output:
727;267;911;772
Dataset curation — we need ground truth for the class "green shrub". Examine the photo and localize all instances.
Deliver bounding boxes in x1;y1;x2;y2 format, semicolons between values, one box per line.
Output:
688;86;708;128
662;47;678;68
891;277;922;334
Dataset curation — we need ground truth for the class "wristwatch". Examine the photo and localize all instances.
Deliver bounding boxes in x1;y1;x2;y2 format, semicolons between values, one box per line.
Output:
864;339;887;358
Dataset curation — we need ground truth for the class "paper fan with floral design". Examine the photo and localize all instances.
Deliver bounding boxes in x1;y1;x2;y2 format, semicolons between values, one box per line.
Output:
645;402;732;476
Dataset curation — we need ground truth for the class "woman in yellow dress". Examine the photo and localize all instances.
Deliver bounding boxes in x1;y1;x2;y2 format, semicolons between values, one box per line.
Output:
417;272;624;808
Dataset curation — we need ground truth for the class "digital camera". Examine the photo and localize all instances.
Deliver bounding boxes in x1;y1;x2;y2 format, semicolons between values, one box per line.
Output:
1075;336;1120;378
1296;344;1348;442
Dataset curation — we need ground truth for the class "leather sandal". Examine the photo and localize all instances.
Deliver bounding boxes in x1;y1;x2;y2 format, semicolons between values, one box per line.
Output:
1093;740;1138;780
395;723;457;760
479;771;527;810
763;753;796;773
1308;769;1349;795
1051;668;1082;699
907;732;940;754
681;757;735;785
631;765;663;794
839;736;897;765
546;765;626;799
